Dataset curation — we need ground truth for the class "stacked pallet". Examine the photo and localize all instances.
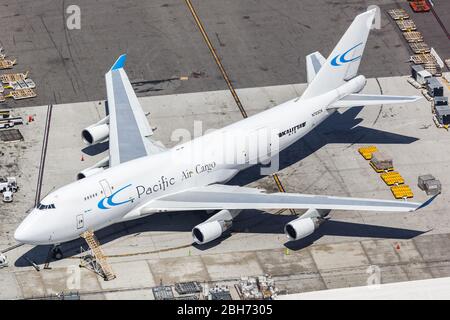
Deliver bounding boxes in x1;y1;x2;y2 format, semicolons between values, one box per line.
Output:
387;7;441;75
0;48;36;102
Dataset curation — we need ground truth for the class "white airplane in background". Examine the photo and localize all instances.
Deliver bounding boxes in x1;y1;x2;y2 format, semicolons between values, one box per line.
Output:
15;9;436;253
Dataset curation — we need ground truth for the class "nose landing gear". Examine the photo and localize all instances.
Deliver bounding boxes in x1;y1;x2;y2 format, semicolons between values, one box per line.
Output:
51;245;63;260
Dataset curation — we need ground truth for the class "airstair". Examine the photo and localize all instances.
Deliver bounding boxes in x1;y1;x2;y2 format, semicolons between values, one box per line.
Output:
80;230;116;281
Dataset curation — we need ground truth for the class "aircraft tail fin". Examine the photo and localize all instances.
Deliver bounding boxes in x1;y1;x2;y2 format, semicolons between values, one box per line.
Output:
301;9;376;99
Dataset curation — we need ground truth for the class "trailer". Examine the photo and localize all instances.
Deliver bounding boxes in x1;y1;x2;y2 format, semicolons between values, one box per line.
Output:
427;78;444;97
0;117;23;129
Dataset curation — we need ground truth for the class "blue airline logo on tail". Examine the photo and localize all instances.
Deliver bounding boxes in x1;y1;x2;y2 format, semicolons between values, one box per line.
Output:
331;42;363;67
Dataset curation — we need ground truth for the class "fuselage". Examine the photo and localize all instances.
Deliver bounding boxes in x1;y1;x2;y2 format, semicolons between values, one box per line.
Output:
14;78;363;245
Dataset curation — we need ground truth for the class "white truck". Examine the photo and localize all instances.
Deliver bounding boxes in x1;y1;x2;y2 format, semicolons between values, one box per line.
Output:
0;177;18;202
2;189;13;202
0;117;23;129
0;253;8;268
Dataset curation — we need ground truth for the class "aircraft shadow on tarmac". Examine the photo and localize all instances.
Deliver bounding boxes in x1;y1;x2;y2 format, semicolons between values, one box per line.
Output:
15;209;425;267
82;141;109;156
15;107;422;267
229;106;418;186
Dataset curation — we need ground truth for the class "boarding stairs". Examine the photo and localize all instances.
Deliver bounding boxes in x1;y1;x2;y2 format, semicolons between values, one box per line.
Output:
80;230;116;281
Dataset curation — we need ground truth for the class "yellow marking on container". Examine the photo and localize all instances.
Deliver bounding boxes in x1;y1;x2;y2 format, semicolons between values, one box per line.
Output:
391;185;414;199
5;88;36;100
409;42;431;54
387;9;410;20
380;171;405;186
358;145;378;160
0;71;28;84
403;31;424;43
0;58;16;70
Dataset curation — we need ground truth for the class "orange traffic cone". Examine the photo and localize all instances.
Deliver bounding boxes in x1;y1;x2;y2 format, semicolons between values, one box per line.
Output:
81;154;84;161
395;243;400;250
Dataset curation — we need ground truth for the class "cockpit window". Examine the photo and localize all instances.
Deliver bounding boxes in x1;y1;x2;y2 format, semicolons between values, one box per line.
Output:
37;203;56;210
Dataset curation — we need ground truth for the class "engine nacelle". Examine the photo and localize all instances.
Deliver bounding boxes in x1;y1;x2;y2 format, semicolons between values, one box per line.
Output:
284;217;318;241
284;208;329;241
77;167;104;180
76;156;109;180
192;209;240;245
82;123;109;145
192;220;227;245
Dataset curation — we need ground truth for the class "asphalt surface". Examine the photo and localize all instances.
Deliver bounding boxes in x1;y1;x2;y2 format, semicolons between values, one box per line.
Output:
2;0;448;108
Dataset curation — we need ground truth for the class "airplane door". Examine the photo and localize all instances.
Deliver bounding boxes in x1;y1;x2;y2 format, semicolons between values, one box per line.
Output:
99;179;112;197
76;214;84;229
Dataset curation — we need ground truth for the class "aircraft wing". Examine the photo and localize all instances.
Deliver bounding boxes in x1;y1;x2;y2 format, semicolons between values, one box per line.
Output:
142;184;436;213
106;54;165;167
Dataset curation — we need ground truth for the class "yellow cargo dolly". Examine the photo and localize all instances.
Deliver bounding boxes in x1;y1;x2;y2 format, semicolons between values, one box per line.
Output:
358;145;378;160
409;42;431;54
4;88;37;100
0;58;16;70
410;54;436;65
380;172;405;186
0;71;28;84
424;63;441;77
403;31;424;43
391;185;414;199
396;19;417;31
369;161;394;173
387;9;409;20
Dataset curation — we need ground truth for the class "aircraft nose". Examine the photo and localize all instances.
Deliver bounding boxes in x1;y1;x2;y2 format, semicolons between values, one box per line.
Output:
14;213;35;244
14;210;50;244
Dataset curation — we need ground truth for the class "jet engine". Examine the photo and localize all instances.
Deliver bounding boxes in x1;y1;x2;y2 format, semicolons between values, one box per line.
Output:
77;167;104;180
81;116;109;145
192;209;241;245
77;157;109;180
284;208;330;241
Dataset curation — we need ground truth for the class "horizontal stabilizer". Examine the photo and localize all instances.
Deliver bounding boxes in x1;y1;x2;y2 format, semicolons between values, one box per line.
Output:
330;94;422;108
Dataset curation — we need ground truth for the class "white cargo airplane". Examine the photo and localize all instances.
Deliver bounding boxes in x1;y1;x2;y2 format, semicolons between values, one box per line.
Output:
15;9;436;252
